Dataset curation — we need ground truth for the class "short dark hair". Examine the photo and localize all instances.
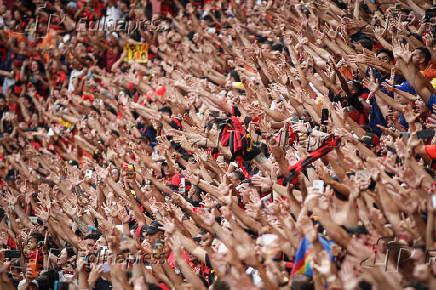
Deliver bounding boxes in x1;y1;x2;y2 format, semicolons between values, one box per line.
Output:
357;38;373;50
415;47;432;64
341;14;353;19
376;48;394;61
291;274;314;290
146;283;163;290
29;232;44;243
358;280;373;290
233;169;245;181
212;280;230;290
158;106;172;116
66;247;76;258
271;43;284;52
412;244;426;252
405;281;429;290
230;70;240;82
34;275;50;289
83;232;101;241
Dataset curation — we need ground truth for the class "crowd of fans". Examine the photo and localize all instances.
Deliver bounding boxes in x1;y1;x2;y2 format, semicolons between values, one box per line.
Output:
1;0;436;289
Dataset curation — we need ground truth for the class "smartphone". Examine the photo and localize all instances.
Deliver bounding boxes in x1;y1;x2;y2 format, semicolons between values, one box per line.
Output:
313;180;324;193
180;177;186;193
85;169;93;179
28;258;38;278
29;216;38;224
321;108;329;124
5;250;21;259
432;195;436;209
100;263;110;273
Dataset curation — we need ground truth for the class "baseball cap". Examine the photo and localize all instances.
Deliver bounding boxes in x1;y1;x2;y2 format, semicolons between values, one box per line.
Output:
360;132;380;147
135;220;161;237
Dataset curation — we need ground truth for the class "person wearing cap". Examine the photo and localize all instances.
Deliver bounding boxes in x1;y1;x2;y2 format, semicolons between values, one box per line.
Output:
135;220;162;240
134;220;165;265
360;131;380;149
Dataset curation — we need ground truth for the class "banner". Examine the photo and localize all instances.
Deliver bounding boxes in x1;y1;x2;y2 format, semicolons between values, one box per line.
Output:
123;43;148;63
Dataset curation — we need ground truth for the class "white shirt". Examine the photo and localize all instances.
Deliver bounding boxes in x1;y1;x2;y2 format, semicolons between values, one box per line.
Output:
106;5;121;29
68;69;83;91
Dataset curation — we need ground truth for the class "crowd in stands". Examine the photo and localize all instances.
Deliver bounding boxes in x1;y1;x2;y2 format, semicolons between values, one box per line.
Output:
1;0;436;289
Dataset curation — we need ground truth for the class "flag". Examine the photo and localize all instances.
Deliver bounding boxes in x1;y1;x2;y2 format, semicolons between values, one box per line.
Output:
123;43;149;63
291;236;335;277
285;136;341;186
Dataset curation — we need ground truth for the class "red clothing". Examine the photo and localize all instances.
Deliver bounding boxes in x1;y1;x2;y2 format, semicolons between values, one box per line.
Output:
425;145;436;159
104;47;120;72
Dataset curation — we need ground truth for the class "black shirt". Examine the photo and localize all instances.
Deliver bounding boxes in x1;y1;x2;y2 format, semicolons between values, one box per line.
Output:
94;277;112;290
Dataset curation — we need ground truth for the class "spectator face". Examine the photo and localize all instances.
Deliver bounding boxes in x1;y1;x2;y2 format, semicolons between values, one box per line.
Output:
187;157;198;168
84;238;98;254
31;61;38;72
341;17;355;32
216;156;226;169
111;169;120;181
162;164;170;176
415;99;426;114
52;89;61;98
13;10;21;21
229;172;242;186
411;49;427;66
25;237;39;253
28;86;36;97
376;52;392;65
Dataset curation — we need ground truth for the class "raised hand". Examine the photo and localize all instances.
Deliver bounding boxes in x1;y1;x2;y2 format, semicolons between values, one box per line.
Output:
392;38;412;63
312;250;333;277
373;26;386;38
251;175;273;191
158;217;176;234
297;215;318;243
363;69;379;93
34;206;50;221
197;208;216;226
